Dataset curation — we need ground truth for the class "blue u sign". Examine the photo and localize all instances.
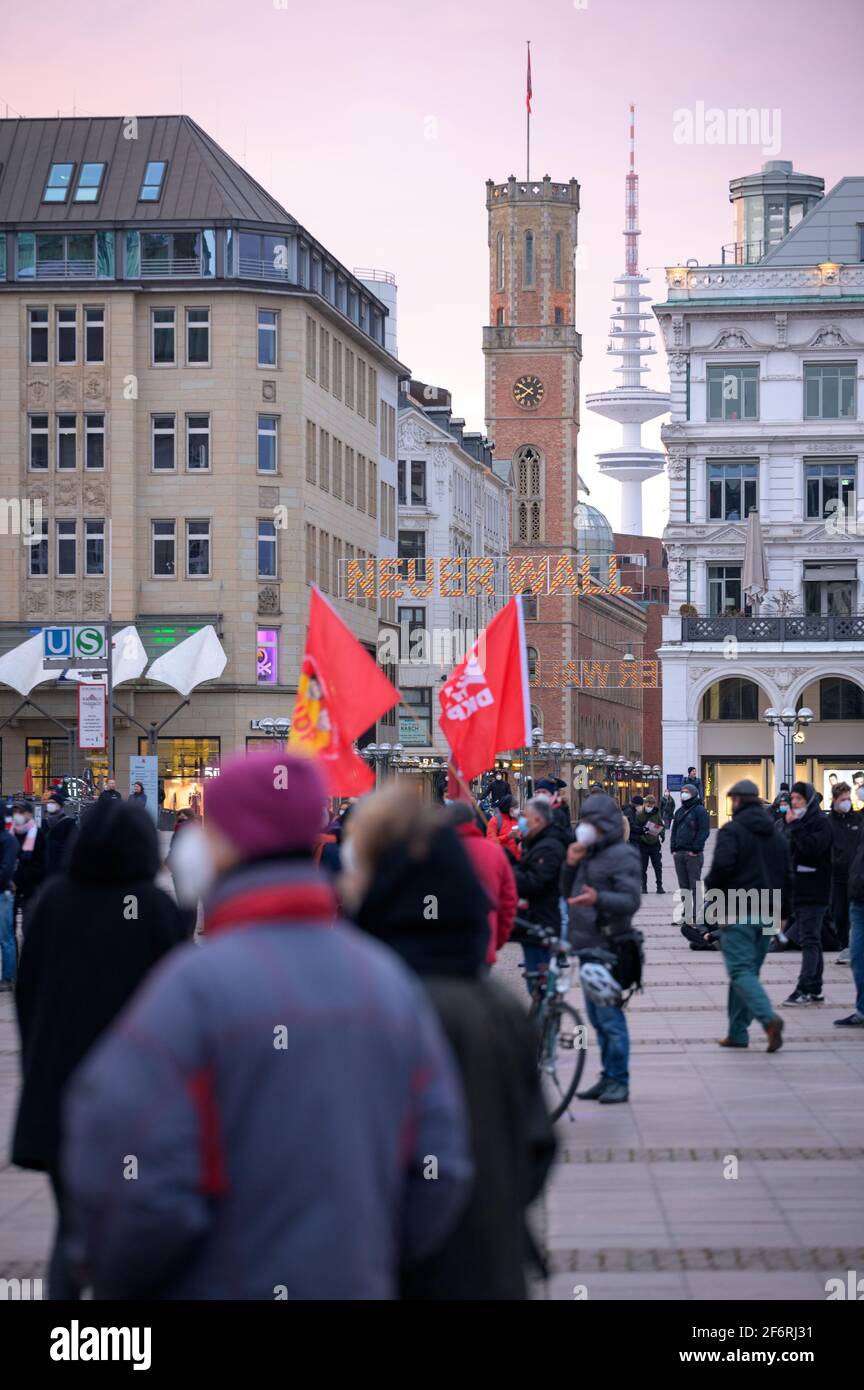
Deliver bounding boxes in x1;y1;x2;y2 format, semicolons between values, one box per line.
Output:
44;627;73;659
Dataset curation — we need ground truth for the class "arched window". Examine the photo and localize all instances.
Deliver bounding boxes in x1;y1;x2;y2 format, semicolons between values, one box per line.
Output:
522;590;538;621
819;678;864;720
496;231;504;290
554;233;562;289
702;678;760;721
515;444;543;544
524;230;534;288
526;645;538;680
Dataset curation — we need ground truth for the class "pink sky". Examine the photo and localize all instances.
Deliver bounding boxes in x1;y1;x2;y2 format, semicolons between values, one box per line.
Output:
4;0;862;534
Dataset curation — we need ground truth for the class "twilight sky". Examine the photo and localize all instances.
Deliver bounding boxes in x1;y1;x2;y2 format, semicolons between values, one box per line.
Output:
3;0;862;534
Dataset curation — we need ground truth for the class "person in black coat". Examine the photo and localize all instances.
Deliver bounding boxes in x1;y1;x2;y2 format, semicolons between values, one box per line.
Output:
827;781;863;958
783;782;833;1006
344;783;556;1301
12;797;186;1300
671;785;711;935
0;827;18;986
514;797;570;984
42;787;78;878
10;798;47;930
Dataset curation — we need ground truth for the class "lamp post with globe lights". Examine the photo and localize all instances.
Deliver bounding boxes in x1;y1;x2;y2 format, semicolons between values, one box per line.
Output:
763;706;813;790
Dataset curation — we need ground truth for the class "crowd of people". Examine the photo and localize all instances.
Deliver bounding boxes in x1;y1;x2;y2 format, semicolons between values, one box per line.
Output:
2;754;862;1300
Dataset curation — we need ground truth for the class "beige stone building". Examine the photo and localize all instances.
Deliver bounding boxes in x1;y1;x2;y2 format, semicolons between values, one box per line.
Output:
0;115;405;812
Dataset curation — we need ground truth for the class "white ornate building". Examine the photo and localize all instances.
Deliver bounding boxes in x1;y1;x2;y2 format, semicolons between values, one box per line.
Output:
655;170;864;824
395;380;511;756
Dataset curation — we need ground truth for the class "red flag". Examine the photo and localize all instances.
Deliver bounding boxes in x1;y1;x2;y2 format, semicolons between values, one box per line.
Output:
289;586;400;795
526;43;532;114
438;597;532;782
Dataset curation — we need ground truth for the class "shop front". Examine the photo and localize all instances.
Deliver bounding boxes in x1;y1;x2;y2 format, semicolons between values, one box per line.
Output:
140;736;221;826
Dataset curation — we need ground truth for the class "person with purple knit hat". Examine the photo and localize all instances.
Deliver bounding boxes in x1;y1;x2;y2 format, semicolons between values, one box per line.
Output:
61;750;472;1300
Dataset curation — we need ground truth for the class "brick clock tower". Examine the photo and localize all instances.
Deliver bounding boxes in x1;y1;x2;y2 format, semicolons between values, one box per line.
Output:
484;173;582;742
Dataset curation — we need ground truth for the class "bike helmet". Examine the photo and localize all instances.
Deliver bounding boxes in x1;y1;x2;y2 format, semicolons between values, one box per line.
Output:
579;960;623;1008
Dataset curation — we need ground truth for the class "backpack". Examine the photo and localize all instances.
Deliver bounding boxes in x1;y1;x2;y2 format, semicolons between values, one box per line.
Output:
608;927;645;996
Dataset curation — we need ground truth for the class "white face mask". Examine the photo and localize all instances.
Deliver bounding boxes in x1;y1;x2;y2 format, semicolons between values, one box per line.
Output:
836;799;852;814
170;824;216;906
792;806;806;818
12;813;29;829
575;821;600;846
680;791;692;801
46;802;60;814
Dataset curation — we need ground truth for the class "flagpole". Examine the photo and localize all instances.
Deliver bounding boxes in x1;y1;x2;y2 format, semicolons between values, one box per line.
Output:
526;40;531;180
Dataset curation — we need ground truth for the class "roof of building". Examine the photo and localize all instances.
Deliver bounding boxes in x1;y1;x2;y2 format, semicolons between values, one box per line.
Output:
0;115;294;225
760;176;864;266
574;502;615;554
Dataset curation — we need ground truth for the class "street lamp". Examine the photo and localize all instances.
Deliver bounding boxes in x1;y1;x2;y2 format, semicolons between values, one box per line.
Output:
764;706;813;788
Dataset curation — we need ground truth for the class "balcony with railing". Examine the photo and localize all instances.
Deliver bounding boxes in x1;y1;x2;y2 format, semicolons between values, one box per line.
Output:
139;257;209;279
678;613;864;643
662;260;864;302
236;256;293;283
721;240;765;265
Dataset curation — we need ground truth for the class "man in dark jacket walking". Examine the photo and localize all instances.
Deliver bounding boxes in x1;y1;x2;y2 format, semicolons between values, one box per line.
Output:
42;787;78;878
13;798;186;1298
827;781;862;963
671;783;711;926
0;825;18;987
513;796;570;984
783;781;833;1006
10;798;46;930
62;751;472;1300
704;779;790;1051
560;793;642;1104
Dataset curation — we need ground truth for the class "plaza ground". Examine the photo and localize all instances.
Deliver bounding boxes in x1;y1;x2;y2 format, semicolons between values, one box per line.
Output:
1;838;863;1301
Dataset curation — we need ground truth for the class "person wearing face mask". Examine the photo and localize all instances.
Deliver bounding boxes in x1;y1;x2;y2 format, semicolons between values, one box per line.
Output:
61;751;472;1300
12;797;185;1299
827;781;862;965
782;782;833;1007
560;793;643;1104
42;787;78;879
10;798;47;933
635;795;666;894
671;781;711;934
771;781;792;824
166;807;201;937
513;796;570;986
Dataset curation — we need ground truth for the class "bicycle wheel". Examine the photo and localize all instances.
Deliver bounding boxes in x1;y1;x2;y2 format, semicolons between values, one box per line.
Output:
537;1001;587;1122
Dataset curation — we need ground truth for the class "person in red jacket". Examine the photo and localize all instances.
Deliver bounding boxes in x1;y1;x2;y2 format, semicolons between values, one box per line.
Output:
485;792;521;861
447;803;518;965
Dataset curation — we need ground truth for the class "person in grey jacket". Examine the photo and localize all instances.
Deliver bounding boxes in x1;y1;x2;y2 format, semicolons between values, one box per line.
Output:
560;793;642;1105
62;751;472;1300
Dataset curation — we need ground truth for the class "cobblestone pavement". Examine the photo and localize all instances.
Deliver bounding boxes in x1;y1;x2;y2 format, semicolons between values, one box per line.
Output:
2;838;863;1300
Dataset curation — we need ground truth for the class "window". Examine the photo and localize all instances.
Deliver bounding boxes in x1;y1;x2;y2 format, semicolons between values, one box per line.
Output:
28;414;49;470
515;443;543;543
29;308;48;364
398;459;427;505
257;628;278;685
18;231;113;280
74;162;106;203
305;420;316;484
527;645;538;680
305;523;316;585
306;316;316;380
398;606;426;661
524;230;535;288
345;349;354;409
319;327;330;390
152;520;176;576
257;415;278;473
258;518;277;578
368;368;377;425
152;308;175;365
319;531;330;593
555;233;562;289
381;403;396;462
332;439;342;498
319;430;330;492
43;162;74;203
152;415;176;471
57;415;77;470
186;415;210;471
368;459;377;517
186;520;210;577
398;530;426;580
332;339;343;398
257;309;277;367
554;307;563;325
820;678;864;720
496;307;505;326
56;519;77;576
139;160;167;202
708;564;748;616
85;518;105;576
356;453;365;512
496;231;504;290
85;306;104;363
238;231;294;280
804;362;856;420
400;687;433;746
140;230;214;276
85;414;105;470
805;460;857;520
57;308;77;363
357;360;366;419
706;364;759;421
803;562;856;616
29;517;48;575
345;446;354;505
186;307;210;365
702;678;760;721
707;459;758;520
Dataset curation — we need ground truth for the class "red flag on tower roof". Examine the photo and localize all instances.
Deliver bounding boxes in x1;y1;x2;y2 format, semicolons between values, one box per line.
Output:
526;43;533;115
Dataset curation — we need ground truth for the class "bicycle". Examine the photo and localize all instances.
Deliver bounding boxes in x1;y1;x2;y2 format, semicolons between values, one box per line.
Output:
515;917;587;1122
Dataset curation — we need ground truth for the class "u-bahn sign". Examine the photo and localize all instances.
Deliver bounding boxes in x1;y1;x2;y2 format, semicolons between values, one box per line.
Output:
42;625;108;670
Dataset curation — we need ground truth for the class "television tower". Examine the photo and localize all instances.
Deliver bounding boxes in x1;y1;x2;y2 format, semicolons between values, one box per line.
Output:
586;105;669;535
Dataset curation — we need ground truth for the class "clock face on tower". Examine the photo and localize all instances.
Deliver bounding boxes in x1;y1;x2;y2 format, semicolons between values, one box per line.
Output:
512;374;545;410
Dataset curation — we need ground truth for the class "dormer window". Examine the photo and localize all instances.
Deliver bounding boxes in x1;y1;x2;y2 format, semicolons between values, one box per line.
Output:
139;161;167;202
74;162;106;203
43;163;75;203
